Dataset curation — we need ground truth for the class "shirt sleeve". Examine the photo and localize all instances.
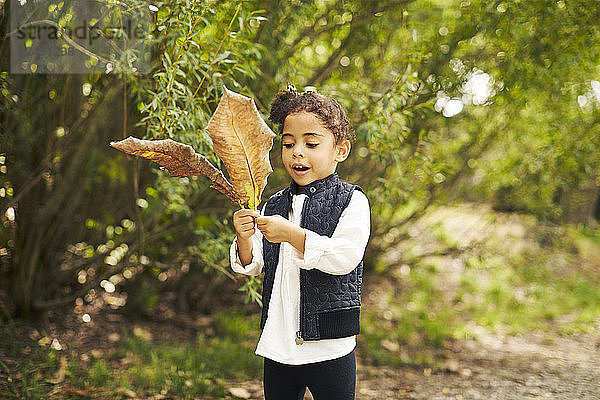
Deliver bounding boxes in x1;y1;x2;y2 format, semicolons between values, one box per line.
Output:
291;190;370;275
230;207;265;277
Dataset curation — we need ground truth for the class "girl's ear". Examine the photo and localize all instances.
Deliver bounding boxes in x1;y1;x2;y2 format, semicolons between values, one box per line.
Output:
335;139;351;162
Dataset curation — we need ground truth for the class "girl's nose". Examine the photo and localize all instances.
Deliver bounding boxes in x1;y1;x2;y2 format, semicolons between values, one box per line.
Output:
293;148;304;158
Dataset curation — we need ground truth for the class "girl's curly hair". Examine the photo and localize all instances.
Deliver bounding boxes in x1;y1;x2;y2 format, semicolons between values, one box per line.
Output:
268;86;354;143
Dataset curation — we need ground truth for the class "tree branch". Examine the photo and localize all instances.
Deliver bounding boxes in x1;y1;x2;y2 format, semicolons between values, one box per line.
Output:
307;1;415;86
282;6;341;61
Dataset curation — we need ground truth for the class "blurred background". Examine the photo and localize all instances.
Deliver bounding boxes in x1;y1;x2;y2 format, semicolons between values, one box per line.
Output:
1;0;599;399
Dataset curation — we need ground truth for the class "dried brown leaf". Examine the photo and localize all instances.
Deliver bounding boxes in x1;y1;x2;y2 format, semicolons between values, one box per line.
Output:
206;86;276;209
110;136;242;203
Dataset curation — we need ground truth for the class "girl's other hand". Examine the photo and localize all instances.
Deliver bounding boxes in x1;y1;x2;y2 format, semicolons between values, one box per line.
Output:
255;215;292;243
256;215;305;253
233;209;260;240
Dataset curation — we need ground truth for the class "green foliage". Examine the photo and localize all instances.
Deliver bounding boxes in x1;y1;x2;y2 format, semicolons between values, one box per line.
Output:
0;322;60;399
141;0;265;142
1;0;598;363
0;0;267;317
82;332;261;396
0;312;261;399
361;207;600;366
212;310;260;343
241;0;600;236
415;0;600;222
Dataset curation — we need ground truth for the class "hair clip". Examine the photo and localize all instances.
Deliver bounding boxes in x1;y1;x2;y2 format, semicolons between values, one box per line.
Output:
286;83;297;94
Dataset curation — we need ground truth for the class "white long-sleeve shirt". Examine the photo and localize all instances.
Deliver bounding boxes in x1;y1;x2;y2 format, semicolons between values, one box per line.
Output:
230;189;370;365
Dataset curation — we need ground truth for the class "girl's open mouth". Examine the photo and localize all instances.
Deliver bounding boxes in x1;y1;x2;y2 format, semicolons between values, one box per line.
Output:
292;164;310;175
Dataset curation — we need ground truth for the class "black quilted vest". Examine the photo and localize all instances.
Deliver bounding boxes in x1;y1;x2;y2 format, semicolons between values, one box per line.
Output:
261;173;364;341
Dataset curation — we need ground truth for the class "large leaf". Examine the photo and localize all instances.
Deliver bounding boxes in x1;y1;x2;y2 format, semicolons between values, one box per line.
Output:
110;88;275;209
206;86;276;210
110;136;242;204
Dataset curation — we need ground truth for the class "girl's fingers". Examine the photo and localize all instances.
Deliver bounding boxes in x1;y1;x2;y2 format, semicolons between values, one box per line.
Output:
248;210;261;219
256;222;267;230
238;209;260;218
234;209;260;238
236;215;257;227
240;211;260;221
239;221;254;230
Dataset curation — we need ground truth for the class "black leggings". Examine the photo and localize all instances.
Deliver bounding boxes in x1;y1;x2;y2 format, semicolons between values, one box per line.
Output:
263;350;356;400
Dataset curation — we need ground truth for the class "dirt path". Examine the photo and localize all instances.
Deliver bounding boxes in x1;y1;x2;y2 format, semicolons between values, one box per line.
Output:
356;330;600;400
6;204;598;400
228;203;600;400
229;330;600;400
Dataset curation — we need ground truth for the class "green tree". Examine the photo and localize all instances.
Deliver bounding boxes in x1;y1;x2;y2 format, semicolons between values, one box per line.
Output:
2;0;598;320
0;0;264;318
415;0;600;223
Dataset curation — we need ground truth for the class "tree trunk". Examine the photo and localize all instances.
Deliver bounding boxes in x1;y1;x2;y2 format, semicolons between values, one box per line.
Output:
560;178;600;226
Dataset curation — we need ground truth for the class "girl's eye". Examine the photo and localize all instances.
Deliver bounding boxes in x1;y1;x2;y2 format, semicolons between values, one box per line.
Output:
306;143;318;148
282;143;294;149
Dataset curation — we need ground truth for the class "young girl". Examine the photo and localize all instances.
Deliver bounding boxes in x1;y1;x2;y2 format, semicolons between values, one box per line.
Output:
230;86;370;400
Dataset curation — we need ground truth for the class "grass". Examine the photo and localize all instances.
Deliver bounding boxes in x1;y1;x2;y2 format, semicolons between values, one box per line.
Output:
0;311;262;399
70;334;261;398
0;321;61;399
360;205;600;366
3;204;600;394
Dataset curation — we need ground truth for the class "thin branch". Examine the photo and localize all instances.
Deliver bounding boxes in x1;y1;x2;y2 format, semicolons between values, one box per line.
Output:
161;11;205;131
178;2;242;119
308;26;355;85
122;74;127;138
4;169;46;210
307;1;414;86
385;240;485;274
281;6;337;60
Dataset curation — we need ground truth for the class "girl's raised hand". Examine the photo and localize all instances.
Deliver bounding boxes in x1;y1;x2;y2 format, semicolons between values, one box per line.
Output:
255;215;291;243
255;215;306;253
233;209;260;240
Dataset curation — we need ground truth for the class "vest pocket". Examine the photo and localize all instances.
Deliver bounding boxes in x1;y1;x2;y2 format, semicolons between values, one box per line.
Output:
317;307;361;339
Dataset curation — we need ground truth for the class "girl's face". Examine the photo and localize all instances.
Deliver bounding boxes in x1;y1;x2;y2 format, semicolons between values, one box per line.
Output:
281;111;350;187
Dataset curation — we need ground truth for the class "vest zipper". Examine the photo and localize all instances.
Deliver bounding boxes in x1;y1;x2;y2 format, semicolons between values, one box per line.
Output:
297;269;304;345
296;195;310;345
295;330;304;345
